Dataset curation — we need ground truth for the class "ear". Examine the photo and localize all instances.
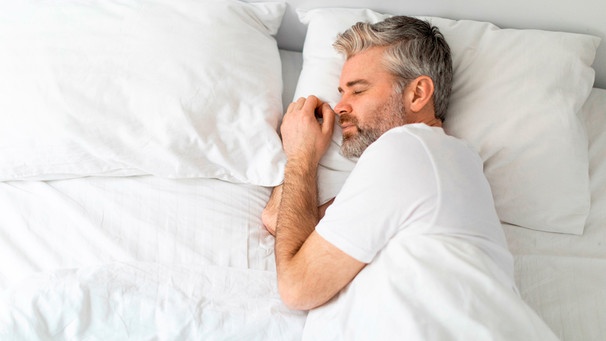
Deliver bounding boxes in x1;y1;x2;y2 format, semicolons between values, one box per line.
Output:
406;76;435;113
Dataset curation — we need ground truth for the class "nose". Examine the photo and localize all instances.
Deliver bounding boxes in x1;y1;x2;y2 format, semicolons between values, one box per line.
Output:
333;98;351;116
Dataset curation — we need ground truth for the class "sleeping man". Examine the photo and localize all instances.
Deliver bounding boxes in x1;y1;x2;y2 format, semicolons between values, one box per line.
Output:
262;16;558;340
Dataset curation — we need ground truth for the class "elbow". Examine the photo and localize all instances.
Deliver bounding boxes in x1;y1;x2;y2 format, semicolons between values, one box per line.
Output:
278;284;312;311
277;276;322;311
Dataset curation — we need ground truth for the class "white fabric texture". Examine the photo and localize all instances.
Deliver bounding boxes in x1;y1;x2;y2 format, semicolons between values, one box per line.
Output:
303;234;559;341
295;8;600;234
309;125;555;339
0;176;277;289
0;262;306;340
0;0;286;185
0;175;297;340
502;88;606;341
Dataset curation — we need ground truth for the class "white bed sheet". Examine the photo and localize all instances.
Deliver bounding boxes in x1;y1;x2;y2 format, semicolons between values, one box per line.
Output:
0;176;276;290
0;176;297;339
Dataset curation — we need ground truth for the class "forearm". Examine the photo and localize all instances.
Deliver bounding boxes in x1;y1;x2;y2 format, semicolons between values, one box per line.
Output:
275;157;319;263
274;163;360;310
273;95;339;309
275;156;321;303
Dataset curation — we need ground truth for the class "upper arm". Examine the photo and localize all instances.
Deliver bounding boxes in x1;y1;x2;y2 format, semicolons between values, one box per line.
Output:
315;129;439;262
278;231;365;310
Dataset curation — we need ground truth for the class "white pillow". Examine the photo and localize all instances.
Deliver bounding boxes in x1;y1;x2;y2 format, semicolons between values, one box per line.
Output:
295;8;600;234
0;0;286;186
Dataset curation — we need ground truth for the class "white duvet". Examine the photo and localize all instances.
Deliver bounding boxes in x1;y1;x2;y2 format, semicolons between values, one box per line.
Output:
1;237;559;340
303;234;559;340
0;262;305;340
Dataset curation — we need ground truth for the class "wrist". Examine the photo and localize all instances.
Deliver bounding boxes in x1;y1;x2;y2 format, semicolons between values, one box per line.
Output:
282;155;320;218
285;155;318;179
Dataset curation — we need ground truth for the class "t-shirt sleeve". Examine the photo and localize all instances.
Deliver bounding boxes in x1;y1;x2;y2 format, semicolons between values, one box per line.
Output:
315;129;440;263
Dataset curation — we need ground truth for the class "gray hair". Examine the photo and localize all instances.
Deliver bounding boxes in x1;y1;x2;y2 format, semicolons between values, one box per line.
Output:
333;16;453;121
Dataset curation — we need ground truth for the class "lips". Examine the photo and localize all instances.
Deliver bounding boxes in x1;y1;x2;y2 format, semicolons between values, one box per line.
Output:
340;121;354;129
339;115;358;139
339;114;358;131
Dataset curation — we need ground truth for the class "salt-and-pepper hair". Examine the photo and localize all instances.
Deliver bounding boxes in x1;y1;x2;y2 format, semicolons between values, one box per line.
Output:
333;16;453;122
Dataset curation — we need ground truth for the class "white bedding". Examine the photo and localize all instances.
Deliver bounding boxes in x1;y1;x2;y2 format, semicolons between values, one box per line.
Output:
1;263;305;340
0;176;277;289
0;49;306;290
304;234;558;340
1;50;605;340
504;88;606;258
503;88;606;340
0;176;290;339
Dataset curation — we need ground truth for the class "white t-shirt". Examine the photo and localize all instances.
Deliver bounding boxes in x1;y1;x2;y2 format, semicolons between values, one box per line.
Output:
303;124;558;340
316;124;511;270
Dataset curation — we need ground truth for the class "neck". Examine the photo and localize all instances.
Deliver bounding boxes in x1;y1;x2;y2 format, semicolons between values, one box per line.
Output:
423;116;443;127
407;108;442;128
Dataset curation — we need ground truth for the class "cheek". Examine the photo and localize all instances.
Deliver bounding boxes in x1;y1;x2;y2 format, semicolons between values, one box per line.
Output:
365;94;407;130
353;99;384;125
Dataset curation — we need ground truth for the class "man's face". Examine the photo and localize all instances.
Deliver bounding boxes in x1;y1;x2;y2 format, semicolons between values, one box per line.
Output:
334;47;409;158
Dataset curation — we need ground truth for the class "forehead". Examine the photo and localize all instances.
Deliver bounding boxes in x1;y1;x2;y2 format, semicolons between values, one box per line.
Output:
339;46;395;86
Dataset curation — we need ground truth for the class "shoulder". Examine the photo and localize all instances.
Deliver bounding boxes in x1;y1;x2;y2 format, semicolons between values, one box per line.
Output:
374;124;467;151
349;123;485;196
344;124;445;193
362;124;428;157
359;124;463;165
365;124;482;169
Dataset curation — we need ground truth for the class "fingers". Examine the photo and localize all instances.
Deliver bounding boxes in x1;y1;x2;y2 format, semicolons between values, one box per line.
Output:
282;96;334;163
287;96;308;113
287;96;329;119
302;95;320;113
320;102;336;135
286;96;335;137
287;96;314;112
286;98;299;113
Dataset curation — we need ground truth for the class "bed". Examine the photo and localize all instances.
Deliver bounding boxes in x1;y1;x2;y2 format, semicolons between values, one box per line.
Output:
0;0;604;340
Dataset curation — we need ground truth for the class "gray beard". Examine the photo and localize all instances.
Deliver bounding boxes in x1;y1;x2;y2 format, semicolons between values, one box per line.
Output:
340;93;407;159
340;125;383;159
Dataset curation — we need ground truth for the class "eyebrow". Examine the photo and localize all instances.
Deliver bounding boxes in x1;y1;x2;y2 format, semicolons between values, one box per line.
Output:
338;79;370;94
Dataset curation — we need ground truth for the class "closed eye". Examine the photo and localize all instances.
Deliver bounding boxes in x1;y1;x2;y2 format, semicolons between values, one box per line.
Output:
338;79;370;95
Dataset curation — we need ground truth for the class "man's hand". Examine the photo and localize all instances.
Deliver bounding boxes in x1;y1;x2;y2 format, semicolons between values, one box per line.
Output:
281;96;336;165
262;96;335;236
